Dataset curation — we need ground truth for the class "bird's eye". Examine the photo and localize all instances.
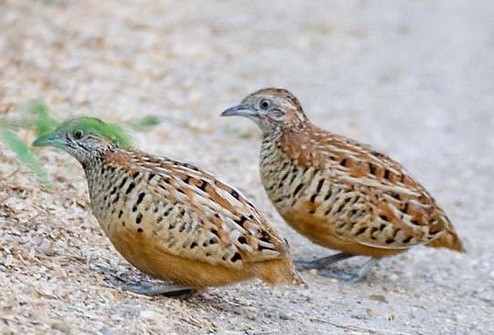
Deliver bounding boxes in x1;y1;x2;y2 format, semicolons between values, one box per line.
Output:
73;129;84;140
259;99;271;110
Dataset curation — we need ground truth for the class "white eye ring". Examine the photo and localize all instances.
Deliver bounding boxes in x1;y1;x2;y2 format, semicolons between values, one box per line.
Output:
259;99;271;110
73;129;84;140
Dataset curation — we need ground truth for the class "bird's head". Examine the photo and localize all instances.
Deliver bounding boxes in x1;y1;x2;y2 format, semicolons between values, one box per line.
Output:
221;88;308;134
32;116;131;164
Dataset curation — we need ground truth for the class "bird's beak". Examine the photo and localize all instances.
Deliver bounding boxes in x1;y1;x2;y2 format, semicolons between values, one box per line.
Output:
32;132;64;148
221;104;258;118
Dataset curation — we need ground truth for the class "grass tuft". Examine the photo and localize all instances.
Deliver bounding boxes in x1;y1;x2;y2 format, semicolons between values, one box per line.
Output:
0;102;161;187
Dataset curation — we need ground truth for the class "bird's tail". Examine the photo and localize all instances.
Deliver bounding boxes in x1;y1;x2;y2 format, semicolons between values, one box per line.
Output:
253;255;307;288
426;223;465;253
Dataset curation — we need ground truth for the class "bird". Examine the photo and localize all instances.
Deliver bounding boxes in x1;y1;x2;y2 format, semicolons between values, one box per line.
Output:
221;88;465;282
33;116;305;296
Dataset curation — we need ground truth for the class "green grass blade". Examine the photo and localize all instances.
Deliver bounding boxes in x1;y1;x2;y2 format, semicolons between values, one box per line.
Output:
0;126;49;185
127;115;162;131
25;101;60;136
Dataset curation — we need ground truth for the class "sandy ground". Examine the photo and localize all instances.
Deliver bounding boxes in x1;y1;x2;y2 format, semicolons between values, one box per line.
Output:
1;1;493;334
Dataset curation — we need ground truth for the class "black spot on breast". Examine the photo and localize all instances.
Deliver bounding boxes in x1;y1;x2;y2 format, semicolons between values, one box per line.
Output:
339;158;348;167
323;205;333;216
324;189;333;201
379;214;389;221
278;172;291;188
110;186;117;196
132;205;138;212
121;221;125;226
148;173;156;182
190;242;198;249
125;182;136;195
137;228;143;233
293;183;304;196
136;192;146;206
209;237;219;245
163;206;173;216
333;202;345;215
231;252;242;262
118;210;123;218
289;167;299;184
136;213;143;224
210;228;220;237
238;236;247;244
316;178;325;193
132;171;140;179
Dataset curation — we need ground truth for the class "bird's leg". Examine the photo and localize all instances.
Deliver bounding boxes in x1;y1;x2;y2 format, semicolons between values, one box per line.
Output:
119;282;197;298
343;258;379;283
295;252;379;282
295;252;356;270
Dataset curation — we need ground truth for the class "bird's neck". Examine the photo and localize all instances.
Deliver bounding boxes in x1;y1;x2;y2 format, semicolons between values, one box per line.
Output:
81;154;107;196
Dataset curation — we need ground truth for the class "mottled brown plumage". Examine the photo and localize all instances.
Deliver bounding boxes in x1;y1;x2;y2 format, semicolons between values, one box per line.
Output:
222;88;464;280
33;117;305;295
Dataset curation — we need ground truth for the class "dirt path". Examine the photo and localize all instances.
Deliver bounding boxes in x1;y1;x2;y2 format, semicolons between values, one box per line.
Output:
1;1;493;334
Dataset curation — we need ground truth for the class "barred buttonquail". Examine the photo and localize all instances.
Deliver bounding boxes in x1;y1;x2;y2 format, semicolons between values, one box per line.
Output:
222;88;464;282
33;116;305;296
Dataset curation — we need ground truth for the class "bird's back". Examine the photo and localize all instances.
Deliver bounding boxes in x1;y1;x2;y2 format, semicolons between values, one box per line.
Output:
259;123;464;256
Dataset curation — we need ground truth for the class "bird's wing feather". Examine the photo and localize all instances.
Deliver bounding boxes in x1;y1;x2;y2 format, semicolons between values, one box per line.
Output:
129;152;288;268
281;127;450;249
